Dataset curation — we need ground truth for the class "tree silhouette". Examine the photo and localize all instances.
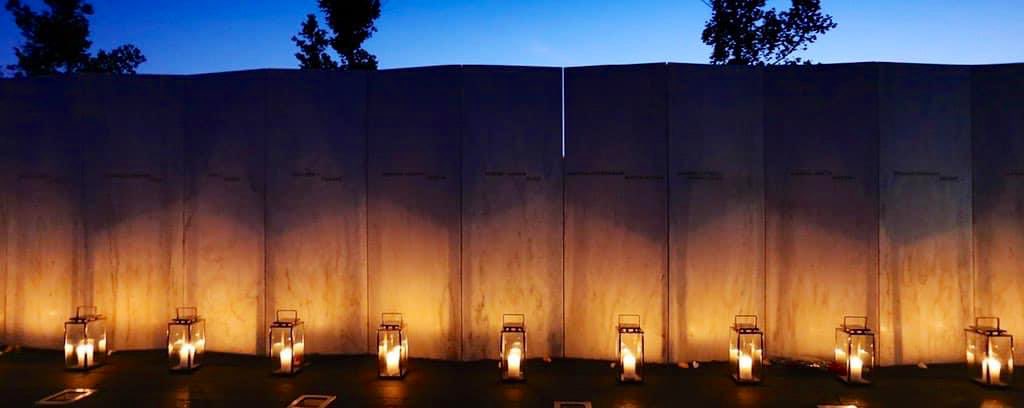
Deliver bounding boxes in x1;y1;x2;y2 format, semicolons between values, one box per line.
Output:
701;0;836;65
293;14;340;71
5;0;146;76
293;0;380;70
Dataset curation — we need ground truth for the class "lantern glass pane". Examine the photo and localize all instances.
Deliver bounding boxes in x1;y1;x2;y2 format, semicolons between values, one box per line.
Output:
618;332;643;382
847;333;874;383
500;331;526;381
63;320;105;369
966;330;984;380
732;332;763;383
193;320;206;362
983;335;1014;386
293;323;305;367
270;326;296;374
168;323;196;370
378;328;406;377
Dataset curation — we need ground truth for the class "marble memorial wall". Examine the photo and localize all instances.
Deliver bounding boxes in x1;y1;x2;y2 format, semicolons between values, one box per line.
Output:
0;63;1021;366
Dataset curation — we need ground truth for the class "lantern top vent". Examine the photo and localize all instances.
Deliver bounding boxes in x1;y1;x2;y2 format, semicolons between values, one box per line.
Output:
271;309;302;328
617;314;643;334
839;315;873;334
68;305;104;323
732;315;762;334
502;314;525;332
968;316;1008;336
380;312;404;330
171;307;202;324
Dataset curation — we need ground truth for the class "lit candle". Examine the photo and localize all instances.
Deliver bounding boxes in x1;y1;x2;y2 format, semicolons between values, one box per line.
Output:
507;346;522;378
739;354;753;380
386;346;401;376
64;343;74;364
966;349;975;364
834;347;846;362
179;343;195;369
983;357;1001;384
294;342;304;365
75;341;94;368
849;355;863;382
280;346;293;373
621;348;639;381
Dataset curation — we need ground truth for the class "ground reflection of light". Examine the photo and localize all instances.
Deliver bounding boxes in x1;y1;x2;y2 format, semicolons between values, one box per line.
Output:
980;400;1012;408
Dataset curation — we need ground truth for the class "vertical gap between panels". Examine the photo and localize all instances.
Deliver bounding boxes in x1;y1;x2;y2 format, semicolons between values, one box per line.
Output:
663;62;671;363
560;66;567;358
364;72;373;354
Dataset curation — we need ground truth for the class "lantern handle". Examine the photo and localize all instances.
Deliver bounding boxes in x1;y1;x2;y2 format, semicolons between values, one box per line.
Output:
976;316;1000;330
382;312;403;326
734;314;758;328
502;314;525;326
843;316;868;329
75;305;98;318
276;309;299;323
618;314;641;327
176;307;198;320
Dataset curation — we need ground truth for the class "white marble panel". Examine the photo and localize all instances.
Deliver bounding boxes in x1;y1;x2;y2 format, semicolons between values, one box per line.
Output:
74;76;186;351
461;66;563;360
183;72;267;354
972;65;1024;340
265;70;368;354
878;64;972;365
367;67;462;359
564;64;668;362
668;64;764;363
764;64;879;359
3;79;82;348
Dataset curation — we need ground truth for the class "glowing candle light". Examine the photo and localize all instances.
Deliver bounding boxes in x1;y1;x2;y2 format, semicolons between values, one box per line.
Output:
984;357;1001;384
849;354;864;382
75;341;94;368
507;347;522;378
179;343;195;369
739;354;753;381
621;347;640;381
386;346;401;376
280;346;293;373
64;343;74;364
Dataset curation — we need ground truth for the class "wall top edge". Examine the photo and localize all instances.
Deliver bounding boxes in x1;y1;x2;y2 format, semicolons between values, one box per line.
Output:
1;62;1021;82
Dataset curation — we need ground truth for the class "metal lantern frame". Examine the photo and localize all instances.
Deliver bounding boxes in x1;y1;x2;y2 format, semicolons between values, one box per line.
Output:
834;315;875;385
730;314;764;384
268;309;304;375
63;305;107;370
965;316;1014;387
499;314;527;382
616;314;644;383
377;312;408;379
167;306;206;371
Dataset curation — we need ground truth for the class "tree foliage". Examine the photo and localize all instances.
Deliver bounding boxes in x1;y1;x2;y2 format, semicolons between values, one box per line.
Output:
5;0;146;76
293;0;380;70
701;0;836;65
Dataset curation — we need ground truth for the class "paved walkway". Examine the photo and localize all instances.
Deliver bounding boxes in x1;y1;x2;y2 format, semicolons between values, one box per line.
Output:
1;349;1020;407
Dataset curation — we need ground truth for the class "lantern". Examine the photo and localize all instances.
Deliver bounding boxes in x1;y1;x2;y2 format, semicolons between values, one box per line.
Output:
729;315;764;384
616;314;644;383
377;312;408;378
268;309;304;375
63;306;107;370
499;314;526;381
965;316;1014;387
167;307;206;371
834;316;875;384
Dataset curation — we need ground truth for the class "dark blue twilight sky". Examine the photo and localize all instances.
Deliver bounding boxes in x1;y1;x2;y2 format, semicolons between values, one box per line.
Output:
1;0;1022;74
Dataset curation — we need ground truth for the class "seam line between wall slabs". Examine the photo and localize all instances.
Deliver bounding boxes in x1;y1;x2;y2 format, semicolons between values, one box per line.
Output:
663;62;670;363
560;66;567;358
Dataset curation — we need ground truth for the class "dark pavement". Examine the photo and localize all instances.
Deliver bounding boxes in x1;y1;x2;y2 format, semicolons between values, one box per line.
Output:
1;349;1020;407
